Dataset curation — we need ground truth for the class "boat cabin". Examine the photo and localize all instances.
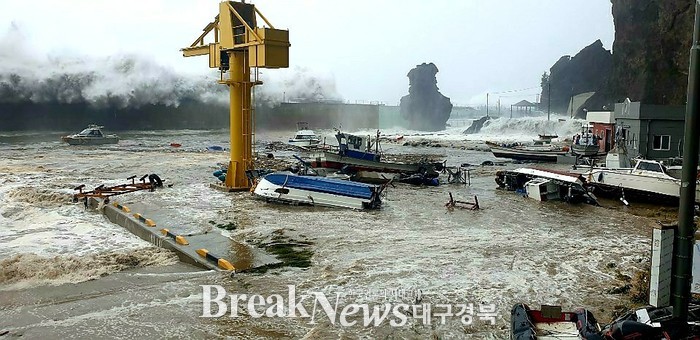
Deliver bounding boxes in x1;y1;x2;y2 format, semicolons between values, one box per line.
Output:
335;132;381;162
78;126;105;137
533;134;557;146
293;130;317;140
632;159;671;178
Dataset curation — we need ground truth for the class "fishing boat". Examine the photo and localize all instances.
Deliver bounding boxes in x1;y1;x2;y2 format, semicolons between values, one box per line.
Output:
252;172;382;209
309;130;443;183
495;167;598;205
571;124;602;157
61;125;119;145
511;304;600;339
487;134;569;162
583;158;700;204
288;122;321;147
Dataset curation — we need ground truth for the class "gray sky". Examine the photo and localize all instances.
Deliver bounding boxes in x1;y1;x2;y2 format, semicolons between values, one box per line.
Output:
0;0;614;106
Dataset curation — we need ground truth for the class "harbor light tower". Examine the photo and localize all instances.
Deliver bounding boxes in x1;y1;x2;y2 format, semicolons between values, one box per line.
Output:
182;1;290;190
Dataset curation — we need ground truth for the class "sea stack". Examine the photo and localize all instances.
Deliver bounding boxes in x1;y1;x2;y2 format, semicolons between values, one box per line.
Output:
399;62;453;131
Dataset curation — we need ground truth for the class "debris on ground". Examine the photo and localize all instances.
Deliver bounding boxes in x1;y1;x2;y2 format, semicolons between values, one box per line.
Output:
445;192;480;210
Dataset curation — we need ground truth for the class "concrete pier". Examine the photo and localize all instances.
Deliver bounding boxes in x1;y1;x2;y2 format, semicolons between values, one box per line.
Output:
91;198;280;272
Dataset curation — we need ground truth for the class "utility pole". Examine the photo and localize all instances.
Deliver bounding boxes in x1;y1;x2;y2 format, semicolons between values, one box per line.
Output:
673;1;700;322
510;104;513;119
570;88;574;118
486;93;489;118
547;83;551;121
498;97;501;116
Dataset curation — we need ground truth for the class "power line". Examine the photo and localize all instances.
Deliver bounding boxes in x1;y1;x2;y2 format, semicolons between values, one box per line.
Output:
489;86;541;95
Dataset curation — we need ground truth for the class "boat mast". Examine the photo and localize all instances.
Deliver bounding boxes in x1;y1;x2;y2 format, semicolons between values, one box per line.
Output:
673;1;700;322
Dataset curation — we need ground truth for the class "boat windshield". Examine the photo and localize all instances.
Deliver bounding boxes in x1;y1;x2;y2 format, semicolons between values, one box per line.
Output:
636;161;665;174
78;129;103;137
294;135;316;140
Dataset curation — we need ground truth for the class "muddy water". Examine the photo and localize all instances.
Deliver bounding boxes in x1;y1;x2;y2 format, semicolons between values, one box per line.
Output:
0;129;652;338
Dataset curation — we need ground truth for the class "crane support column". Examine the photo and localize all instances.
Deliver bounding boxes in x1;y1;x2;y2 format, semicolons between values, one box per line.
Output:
226;50;252;190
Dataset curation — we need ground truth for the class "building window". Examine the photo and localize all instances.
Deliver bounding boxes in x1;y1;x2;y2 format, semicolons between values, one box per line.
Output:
652;135;671;151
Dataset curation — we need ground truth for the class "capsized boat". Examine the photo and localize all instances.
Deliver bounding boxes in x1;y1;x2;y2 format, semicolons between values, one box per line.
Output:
288;122;321;147
252;172;382;209
495;167;598;205
309;130;443;183
61;125;119;145
487;134;569;162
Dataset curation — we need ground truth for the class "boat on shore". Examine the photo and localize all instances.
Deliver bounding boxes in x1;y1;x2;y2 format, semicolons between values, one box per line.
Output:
309;130;443;183
582;158;700;204
288;122;321;147
61;125;119;145
487;134;569;162
571;124;602;157
252;172;382;209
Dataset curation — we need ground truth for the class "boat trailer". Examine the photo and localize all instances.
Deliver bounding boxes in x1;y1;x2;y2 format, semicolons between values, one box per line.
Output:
72;174;164;202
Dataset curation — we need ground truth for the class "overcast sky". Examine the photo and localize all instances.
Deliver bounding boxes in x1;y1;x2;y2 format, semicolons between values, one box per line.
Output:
0;0;614;106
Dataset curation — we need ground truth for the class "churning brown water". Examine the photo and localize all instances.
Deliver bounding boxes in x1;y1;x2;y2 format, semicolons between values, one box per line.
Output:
0;125;652;339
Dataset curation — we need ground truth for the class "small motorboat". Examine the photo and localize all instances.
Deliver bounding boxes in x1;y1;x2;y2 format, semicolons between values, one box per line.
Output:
61;125;119;145
495;167;598;205
487;134;569;162
511;304;600;339
571;124;602;157
288;122;321;147
253;172;382;209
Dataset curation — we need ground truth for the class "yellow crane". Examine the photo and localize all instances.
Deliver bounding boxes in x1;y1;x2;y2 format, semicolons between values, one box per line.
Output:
182;1;289;190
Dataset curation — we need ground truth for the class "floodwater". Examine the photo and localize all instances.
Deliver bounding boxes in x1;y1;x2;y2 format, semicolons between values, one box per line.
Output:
0;123;653;339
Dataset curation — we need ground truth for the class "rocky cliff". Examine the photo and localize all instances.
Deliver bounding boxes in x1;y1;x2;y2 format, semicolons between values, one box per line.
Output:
542;1;694;117
607;0;694;105
540;40;612;114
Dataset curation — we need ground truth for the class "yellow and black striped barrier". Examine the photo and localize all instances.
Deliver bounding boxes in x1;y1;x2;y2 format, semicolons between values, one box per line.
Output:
133;213;156;227
112;202;131;213
196;248;235;271
160;228;189;245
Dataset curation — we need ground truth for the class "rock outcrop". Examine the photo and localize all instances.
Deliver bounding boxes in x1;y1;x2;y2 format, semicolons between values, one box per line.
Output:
607;0;693;106
399;63;453;131
541;1;695;117
540;40;612;116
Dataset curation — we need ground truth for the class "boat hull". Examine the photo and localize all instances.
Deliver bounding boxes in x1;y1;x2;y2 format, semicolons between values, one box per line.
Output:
288;139;321;147
571;144;601;157
253;172;381;209
489;146;567;162
310;151;438;174
62;136;119;145
585;169;700;204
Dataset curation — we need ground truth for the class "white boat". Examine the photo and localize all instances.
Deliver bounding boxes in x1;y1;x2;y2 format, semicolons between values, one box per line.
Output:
253;172;382;209
288;122;321;147
495;167;598;205
584;158;700;204
61;125;119;145
571;124;602;157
